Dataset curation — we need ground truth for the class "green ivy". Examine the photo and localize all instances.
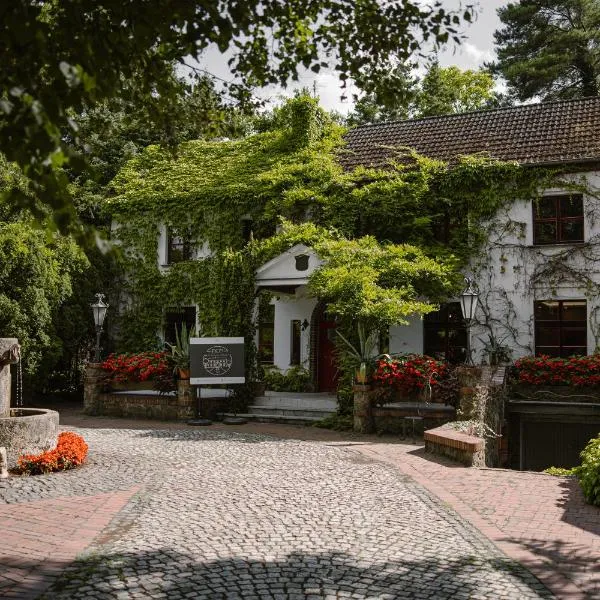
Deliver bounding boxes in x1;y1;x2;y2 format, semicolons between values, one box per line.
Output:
106;95;553;383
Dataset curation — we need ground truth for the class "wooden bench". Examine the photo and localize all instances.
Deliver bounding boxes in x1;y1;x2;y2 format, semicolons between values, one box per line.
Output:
424;426;485;467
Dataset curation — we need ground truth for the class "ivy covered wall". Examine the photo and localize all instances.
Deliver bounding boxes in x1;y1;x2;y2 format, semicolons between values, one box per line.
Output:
105;94;566;372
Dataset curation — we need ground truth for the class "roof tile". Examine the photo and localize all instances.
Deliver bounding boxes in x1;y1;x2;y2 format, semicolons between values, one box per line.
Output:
340;97;600;169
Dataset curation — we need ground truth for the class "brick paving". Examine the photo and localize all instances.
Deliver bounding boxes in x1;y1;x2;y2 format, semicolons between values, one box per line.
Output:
0;488;140;599
0;411;554;599
357;444;600;599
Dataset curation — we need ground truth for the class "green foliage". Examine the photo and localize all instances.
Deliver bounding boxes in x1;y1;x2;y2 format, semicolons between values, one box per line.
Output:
543;466;578;476
1;0;474;229
263;366;312;393
490;0;600;101
578;435;600;506
347;63;497;126
107;95;552;394
416;63;496;117
0;221;88;373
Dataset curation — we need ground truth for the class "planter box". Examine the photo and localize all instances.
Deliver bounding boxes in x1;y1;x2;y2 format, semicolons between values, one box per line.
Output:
511;384;600;403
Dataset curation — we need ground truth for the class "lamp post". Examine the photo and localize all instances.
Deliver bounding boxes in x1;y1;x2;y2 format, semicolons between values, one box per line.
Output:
91;293;109;362
459;277;479;365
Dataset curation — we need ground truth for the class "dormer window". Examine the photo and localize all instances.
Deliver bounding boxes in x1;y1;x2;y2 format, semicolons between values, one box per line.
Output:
167;227;193;264
533;194;584;245
295;254;309;271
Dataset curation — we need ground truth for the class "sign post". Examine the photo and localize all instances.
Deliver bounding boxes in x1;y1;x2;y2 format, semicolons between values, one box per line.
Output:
188;337;245;425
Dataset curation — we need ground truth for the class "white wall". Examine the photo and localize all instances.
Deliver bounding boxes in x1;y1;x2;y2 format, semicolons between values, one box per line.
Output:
389;317;424;355
471;171;600;362
272;290;317;372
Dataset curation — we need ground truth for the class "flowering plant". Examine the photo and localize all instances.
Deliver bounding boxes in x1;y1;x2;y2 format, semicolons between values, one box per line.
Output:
100;351;171;383
515;355;600;386
372;354;448;393
16;432;88;475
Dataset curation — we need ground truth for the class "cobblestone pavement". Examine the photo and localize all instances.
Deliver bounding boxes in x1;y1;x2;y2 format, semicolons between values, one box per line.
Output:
0;425;553;599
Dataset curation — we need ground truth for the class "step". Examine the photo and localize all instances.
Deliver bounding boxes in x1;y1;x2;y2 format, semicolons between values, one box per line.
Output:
247;405;335;419
218;412;326;425
254;395;337;411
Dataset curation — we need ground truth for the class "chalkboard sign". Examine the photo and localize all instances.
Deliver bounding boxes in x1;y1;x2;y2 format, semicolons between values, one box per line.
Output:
190;337;245;384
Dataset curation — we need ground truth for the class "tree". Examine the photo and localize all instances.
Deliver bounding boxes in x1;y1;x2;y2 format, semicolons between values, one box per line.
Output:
416;63;496;117
308;235;457;360
490;0;600;102
347;63;497;125
0;0;474;229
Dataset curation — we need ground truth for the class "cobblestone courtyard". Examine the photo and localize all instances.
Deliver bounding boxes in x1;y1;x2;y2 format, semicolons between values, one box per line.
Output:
0;425;555;599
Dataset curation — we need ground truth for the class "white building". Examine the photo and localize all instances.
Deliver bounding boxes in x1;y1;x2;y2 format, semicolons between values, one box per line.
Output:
253;98;600;391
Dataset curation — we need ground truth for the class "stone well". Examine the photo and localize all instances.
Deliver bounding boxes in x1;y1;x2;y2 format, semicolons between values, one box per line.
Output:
0;408;59;469
0;338;60;470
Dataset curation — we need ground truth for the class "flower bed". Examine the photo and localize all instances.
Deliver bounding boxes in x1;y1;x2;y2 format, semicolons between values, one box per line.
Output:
101;351;171;384
514;355;600;386
15;431;88;475
372;354;451;399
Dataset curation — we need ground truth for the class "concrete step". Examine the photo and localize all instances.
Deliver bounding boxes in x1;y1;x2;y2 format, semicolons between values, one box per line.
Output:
218;412;326;425
247;405;335;419
254;394;337;411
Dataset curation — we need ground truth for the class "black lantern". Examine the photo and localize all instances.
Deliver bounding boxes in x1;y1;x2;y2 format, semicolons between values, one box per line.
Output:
91;293;109;362
459;277;479;365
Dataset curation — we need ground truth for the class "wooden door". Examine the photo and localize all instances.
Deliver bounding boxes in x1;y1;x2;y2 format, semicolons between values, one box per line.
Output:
318;318;338;392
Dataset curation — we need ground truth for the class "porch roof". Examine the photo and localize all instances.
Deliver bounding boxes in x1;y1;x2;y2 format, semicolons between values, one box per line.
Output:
255;244;321;292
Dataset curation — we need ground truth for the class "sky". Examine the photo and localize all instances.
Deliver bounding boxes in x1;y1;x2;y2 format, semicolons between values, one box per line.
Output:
195;1;508;115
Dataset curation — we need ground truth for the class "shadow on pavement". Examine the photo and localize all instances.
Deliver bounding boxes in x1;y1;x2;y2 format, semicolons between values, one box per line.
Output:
32;547;552;600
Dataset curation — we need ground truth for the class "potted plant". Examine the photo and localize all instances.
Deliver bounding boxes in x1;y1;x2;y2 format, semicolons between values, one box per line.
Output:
166;323;195;379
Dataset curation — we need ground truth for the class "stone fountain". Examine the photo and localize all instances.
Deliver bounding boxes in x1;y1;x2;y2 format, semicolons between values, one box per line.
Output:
0;338;59;473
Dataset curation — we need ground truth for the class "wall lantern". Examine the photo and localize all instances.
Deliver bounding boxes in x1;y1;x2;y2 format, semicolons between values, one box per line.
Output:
91;293;109;362
459;277;479;365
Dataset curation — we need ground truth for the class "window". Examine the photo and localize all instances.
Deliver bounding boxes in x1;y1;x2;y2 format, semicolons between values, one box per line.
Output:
534;300;587;357
164;307;197;346
424;302;467;363
290;320;302;365
258;304;274;364
533;195;584;245
167;227;193;264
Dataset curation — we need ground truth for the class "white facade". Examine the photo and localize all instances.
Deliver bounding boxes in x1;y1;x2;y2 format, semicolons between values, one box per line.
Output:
256;172;600;371
469;171;600;363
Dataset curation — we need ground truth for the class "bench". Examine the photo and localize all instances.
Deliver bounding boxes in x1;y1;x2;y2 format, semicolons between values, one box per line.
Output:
424;426;485;467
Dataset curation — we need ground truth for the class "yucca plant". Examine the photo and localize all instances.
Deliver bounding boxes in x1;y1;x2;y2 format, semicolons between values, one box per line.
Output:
166;322;196;378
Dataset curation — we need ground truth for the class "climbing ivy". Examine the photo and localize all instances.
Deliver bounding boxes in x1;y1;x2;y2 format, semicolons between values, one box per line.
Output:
106;94;559;378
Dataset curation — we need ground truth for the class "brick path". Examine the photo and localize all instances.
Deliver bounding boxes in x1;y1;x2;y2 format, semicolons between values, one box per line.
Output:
0;409;555;599
356;444;600;599
0;487;140;599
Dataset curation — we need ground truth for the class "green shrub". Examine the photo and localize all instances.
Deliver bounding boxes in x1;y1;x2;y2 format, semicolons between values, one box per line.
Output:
263;365;311;393
543;466;577;477
578;435;600;506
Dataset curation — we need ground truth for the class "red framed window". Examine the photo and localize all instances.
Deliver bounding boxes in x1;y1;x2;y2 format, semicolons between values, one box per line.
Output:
533;195;584;245
534;300;587;357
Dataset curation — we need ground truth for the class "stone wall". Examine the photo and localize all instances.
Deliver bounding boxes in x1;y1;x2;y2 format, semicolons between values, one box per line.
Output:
84;368;229;421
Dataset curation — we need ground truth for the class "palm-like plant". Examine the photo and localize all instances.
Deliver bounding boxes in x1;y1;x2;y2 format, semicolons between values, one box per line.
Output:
166;322;196;377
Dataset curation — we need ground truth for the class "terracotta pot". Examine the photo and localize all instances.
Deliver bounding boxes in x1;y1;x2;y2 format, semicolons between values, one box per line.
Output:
177;368;190;380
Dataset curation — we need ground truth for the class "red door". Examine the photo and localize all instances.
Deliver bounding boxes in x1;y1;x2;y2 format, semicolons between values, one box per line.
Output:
318;319;339;392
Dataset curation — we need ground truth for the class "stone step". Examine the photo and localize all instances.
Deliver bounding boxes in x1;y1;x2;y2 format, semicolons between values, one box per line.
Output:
254;394;337;411
247;405;335;419
218;412;326;425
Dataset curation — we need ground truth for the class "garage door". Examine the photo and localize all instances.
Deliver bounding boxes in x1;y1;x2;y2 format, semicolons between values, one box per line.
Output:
522;420;599;471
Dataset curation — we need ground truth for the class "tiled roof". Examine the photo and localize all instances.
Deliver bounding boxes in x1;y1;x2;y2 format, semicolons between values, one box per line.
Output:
340;97;600;170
